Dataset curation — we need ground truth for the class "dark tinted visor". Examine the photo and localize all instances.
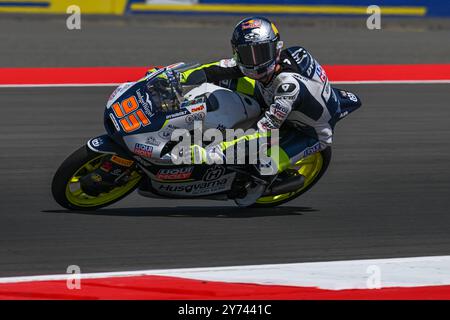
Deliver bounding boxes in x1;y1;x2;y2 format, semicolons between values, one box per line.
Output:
236;41;276;67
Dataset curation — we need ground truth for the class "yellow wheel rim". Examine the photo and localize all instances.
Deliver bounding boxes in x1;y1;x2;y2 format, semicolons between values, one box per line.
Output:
255;152;323;204
65;155;141;207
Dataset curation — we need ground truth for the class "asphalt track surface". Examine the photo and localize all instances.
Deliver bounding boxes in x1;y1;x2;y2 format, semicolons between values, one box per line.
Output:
1;14;450;67
0;15;450;277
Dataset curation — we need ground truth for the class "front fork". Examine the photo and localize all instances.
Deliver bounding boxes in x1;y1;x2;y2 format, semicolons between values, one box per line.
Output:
83;134;139;196
79;154;137;197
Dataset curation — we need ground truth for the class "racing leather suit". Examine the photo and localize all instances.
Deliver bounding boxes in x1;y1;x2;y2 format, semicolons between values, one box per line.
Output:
181;46;342;174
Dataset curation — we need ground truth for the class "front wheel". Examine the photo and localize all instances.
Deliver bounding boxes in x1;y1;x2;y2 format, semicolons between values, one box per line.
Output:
251;147;332;208
52;146;142;211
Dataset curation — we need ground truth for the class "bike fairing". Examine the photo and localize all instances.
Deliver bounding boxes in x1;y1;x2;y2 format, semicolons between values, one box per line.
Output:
100;65;267;198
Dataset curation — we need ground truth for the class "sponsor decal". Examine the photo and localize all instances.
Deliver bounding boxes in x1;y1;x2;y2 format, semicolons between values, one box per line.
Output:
315;64;328;83
145;136;162;146
339;111;349;119
203;165;226;181
158;124;178;140
159;130;172;140
291;48;308;65
108;89;119;103
108;88;119;102
244;32;259;41
134;143;153;158
91;138;103;147
109;113;121;131
156;167;194;180
306;60;315;77
242;19;261;30
182;97;204;107
303;143;321;157
219;59;236;68
277;83;296;94
185;112;205;123
272;104;289;119
292;73;309;83
274;95;296;101
347;92;358;102
258;118;275;131
110;155;134;168
108;83;132;103
191;105;205;113
156;175;233;196
166;110;188;120
273;104;289;113
136;89;154;117
190;97;205;105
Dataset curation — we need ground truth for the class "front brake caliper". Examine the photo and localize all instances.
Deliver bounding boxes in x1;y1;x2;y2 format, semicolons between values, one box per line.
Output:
80;155;135;196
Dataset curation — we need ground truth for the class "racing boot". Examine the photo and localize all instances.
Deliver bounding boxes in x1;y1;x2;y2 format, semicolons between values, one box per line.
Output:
234;180;267;207
234;161;276;207
234;168;305;207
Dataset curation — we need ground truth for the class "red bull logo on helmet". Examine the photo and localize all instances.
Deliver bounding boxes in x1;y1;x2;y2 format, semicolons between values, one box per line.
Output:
241;19;262;30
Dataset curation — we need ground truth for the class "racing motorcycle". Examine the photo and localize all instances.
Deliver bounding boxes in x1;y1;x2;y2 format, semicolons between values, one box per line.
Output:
52;62;361;210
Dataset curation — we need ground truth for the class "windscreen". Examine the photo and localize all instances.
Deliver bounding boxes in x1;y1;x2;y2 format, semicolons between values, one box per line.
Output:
146;69;184;113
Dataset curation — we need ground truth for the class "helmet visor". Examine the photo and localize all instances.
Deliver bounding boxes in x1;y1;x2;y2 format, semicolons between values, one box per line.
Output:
236;41;277;67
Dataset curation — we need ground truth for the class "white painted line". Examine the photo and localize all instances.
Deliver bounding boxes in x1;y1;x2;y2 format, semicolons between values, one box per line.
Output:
332;80;450;84
1;255;450;290
0;80;449;88
0;83;120;88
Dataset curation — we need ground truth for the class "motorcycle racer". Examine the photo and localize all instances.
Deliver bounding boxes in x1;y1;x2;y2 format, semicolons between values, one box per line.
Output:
51;19;363;210
159;17;361;205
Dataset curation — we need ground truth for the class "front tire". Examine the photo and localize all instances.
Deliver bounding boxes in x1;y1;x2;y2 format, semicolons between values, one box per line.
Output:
52;145;141;211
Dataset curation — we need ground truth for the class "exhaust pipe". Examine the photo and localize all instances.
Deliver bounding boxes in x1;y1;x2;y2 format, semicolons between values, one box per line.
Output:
264;174;305;195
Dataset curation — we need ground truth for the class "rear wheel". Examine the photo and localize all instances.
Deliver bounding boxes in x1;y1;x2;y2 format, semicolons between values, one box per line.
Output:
251;147;331;208
52;146;142;211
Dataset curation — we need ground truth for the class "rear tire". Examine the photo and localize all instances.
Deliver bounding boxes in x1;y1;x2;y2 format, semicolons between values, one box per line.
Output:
52;145;141;211
250;147;332;208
